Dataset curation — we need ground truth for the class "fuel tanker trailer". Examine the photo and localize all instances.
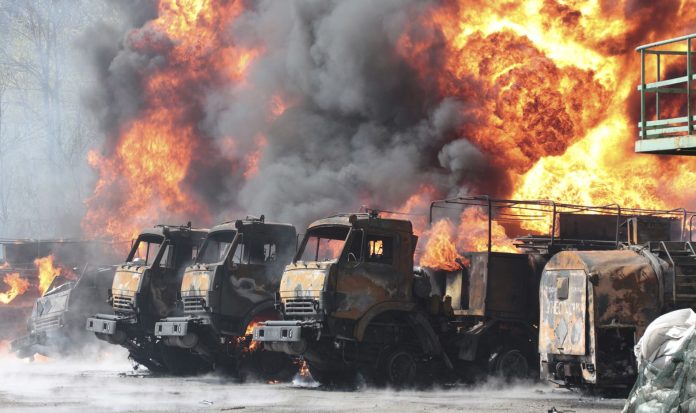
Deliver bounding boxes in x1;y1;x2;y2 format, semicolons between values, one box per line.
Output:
86;224;207;373
154;217;299;379
539;215;696;391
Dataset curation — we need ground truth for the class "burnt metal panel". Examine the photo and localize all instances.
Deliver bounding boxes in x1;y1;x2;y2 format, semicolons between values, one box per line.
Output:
539;269;587;356
448;253;487;316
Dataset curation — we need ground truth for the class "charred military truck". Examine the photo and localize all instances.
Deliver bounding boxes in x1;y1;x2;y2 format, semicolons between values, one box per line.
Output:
252;200;556;386
11;265;115;358
253;211;447;386
538;209;696;391
86;224;207;372
154;217;298;378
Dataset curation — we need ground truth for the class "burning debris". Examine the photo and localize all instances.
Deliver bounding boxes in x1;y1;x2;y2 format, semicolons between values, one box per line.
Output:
34;255;77;296
0;273;29;305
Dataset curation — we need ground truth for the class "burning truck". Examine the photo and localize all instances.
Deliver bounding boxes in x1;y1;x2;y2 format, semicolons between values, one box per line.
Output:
252;197;691;387
11;265;115;358
1;239;119;358
86;224;208;373
154;217;299;379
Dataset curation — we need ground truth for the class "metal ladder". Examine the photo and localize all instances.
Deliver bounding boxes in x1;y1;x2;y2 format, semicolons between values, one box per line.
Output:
654;241;696;304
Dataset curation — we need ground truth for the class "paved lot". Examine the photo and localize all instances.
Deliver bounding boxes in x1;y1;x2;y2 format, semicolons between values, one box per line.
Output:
0;351;625;413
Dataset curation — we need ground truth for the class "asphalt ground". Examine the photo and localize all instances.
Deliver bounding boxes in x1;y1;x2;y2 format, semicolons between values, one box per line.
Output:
0;350;625;413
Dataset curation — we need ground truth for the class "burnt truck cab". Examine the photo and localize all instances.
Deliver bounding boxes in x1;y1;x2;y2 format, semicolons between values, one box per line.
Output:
253;212;445;384
86;224;207;371
153;217;297;376
11;266;115;358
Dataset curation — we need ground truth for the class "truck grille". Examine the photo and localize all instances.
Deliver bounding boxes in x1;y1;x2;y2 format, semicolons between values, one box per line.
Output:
113;295;134;311
33;315;61;332
183;296;205;313
284;298;318;315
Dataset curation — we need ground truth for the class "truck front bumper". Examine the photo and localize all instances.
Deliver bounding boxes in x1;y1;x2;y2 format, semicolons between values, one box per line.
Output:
85;313;134;344
253;320;321;355
154;315;211;337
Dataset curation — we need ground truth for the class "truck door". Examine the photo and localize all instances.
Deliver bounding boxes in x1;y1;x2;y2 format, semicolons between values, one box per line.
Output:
335;231;403;319
539;269;587;356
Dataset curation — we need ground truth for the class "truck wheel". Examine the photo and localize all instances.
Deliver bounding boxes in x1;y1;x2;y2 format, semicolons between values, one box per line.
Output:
128;352;168;374
383;347;417;388
257;351;298;382
308;363;356;388
494;349;529;380
160;345;211;376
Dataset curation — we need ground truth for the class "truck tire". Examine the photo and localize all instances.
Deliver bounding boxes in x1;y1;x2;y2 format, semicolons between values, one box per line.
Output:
128;351;168;374
160;345;211;376
493;348;529;380
257;351;298;382
308;363;357;388
383;347;418;387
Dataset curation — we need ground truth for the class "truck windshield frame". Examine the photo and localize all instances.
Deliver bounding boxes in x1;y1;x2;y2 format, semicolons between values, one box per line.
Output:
232;233;282;265
197;230;237;264
296;226;350;263
127;234;164;266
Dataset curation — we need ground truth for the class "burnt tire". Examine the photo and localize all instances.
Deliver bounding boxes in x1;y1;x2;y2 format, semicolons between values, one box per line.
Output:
493;349;529;380
257;351;297;382
383;347;418;388
128;351;168;374
238;350;297;382
159;345;212;376
307;363;357;388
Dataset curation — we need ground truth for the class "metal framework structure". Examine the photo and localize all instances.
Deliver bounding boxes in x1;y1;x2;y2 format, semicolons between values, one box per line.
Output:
429;195;692;254
636;33;696;154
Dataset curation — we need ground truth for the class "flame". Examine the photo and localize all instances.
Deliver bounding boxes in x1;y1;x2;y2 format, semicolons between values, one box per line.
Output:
397;1;696;251
457;208;517;253
420;220;466;271
297;360;310;379
82;0;255;243
0;273;30;304
244;135;268;179
420;208;516;271
80;2;696;266
238;319;264;353
34;255;76;296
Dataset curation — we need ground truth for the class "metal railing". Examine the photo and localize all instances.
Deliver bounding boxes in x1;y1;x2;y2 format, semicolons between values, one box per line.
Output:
429;195;691;253
636;33;696;140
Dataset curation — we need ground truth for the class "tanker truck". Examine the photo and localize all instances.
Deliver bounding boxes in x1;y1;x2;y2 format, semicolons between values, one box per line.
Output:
154;217;299;379
86;224;207;373
253;198;690;387
538;213;695;391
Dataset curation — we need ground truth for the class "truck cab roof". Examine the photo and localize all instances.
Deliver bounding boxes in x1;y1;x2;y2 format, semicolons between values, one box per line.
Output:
308;213;413;234
210;219;296;240
139;225;208;243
